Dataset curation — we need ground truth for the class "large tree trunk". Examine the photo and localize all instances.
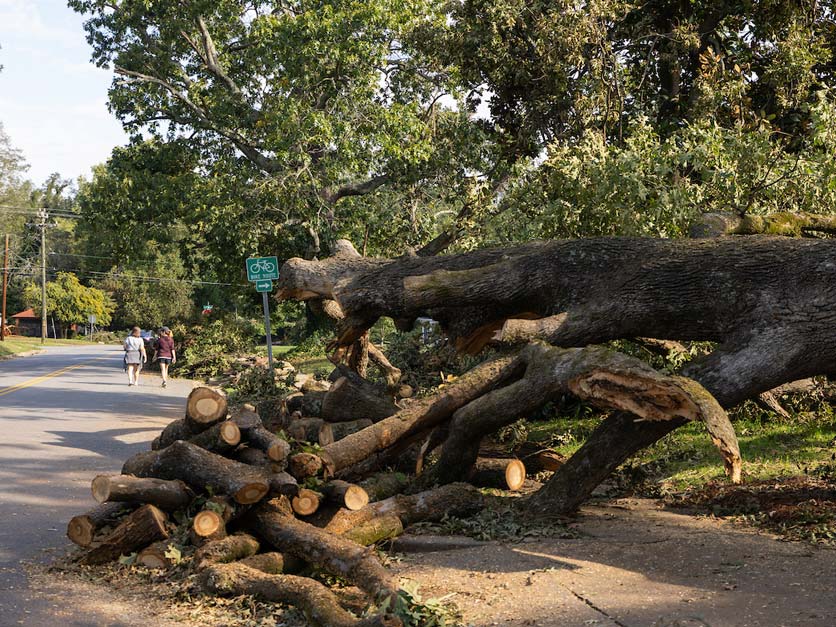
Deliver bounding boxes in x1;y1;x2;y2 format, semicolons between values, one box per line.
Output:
278;237;836;513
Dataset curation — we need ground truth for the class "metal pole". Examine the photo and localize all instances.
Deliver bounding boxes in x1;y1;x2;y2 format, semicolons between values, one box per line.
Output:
262;291;274;372
1;234;8;341
39;210;48;344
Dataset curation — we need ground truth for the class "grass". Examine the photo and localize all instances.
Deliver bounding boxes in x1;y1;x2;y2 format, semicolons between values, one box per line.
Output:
526;401;836;493
0;336;96;358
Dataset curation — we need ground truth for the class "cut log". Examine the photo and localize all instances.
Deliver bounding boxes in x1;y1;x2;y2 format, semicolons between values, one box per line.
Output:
256;398;288;432
291;488;322;516
202;562;399;627
239;551;302;575
91;475;193;511
67;502;134;547
358;472;410;502
319;352;522;475
78;504;169;565
287;417;325;442
152;416;200;450
268;471;300;497
467;458;526;491
324;483;484;536
188;420;241;454
343;514;403;546
234;445;270;466
288;452;323;480
137;540;175;569
318;419;373;446
125;440;270;505
244;425;291;463
193;533;260;571
321;377;398;423
286;391;326;417
322;480;369;511
193;510;227;539
513;443;566;473
186;386;228;429
248;497;401;606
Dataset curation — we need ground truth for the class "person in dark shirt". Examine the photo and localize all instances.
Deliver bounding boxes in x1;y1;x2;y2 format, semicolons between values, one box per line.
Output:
154;326;176;388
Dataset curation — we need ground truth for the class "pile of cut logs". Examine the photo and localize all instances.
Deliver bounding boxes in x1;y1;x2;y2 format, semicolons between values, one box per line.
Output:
66;382;537;626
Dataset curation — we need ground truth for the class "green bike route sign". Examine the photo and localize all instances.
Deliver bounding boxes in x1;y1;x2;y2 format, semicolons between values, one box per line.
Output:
246;256;279;282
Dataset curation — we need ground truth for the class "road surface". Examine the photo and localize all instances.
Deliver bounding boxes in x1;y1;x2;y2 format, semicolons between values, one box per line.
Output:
0;344;194;625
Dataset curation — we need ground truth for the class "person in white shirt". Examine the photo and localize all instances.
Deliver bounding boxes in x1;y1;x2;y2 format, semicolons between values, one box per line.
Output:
123;326;147;386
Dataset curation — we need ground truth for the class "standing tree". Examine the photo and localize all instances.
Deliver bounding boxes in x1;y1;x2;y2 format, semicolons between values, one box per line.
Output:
24;272;114;337
69;0;511;258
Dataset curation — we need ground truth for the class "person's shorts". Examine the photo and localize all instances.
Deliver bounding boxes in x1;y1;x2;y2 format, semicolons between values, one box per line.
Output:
158;358;172;364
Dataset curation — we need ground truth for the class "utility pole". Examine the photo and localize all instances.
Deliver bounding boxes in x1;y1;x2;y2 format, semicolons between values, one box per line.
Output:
38;209;48;344
1;234;8;342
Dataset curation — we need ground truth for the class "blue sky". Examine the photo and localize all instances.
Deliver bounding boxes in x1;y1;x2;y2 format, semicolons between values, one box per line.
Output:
0;0;128;185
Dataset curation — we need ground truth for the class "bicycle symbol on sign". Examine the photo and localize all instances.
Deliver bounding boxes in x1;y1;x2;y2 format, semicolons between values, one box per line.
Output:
251;259;275;273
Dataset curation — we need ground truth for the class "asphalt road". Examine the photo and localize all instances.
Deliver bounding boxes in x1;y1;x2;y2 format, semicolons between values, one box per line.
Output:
0;344;194;625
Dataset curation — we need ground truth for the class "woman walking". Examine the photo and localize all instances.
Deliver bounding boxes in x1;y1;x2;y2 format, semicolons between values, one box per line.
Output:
154;326;176;388
123;326;146;386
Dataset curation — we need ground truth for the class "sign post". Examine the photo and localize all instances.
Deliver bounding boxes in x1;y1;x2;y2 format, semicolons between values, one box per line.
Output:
246;257;279;373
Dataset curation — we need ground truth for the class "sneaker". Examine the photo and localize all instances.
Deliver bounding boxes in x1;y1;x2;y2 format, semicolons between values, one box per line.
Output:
161;381;167;388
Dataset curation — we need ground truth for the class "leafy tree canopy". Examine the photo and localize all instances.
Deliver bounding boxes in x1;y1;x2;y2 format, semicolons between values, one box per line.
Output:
24;272;114;334
69;0;505;257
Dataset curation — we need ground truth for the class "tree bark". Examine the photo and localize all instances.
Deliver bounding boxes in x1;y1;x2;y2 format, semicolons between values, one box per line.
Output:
287;417;325;442
690;211;836;238
78;504;169;565
319;352;523;475
122;440;269;505
202;562;400;627
137;540;175;569
343;514;403;546
193;532;260;571
91;475;193;511
321;377;398;423
248;497;401;606
319;419;374;445
277;238;836;376
358;472;410;502
324;483;484;536
67;502;134;547
424;343;740;488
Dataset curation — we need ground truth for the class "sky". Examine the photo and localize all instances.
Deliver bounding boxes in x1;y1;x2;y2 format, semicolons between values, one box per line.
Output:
0;0;129;185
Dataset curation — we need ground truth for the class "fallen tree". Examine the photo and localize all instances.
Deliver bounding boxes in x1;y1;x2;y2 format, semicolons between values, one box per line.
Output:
277;236;836;513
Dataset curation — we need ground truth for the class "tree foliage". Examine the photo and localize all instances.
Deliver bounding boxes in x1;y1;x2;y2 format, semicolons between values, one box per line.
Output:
70;0;836;267
24;272;114;336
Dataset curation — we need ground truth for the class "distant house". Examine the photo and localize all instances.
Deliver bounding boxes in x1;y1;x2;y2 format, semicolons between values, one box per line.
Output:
11;309;41;337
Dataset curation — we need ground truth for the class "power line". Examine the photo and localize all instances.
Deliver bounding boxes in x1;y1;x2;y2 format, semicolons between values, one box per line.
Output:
43;266;245;287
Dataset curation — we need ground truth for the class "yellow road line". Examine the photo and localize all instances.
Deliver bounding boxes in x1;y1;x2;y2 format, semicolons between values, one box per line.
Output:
0;357;108;397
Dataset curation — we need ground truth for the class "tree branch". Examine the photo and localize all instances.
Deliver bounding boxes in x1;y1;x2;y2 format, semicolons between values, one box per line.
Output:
321;175;389;205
